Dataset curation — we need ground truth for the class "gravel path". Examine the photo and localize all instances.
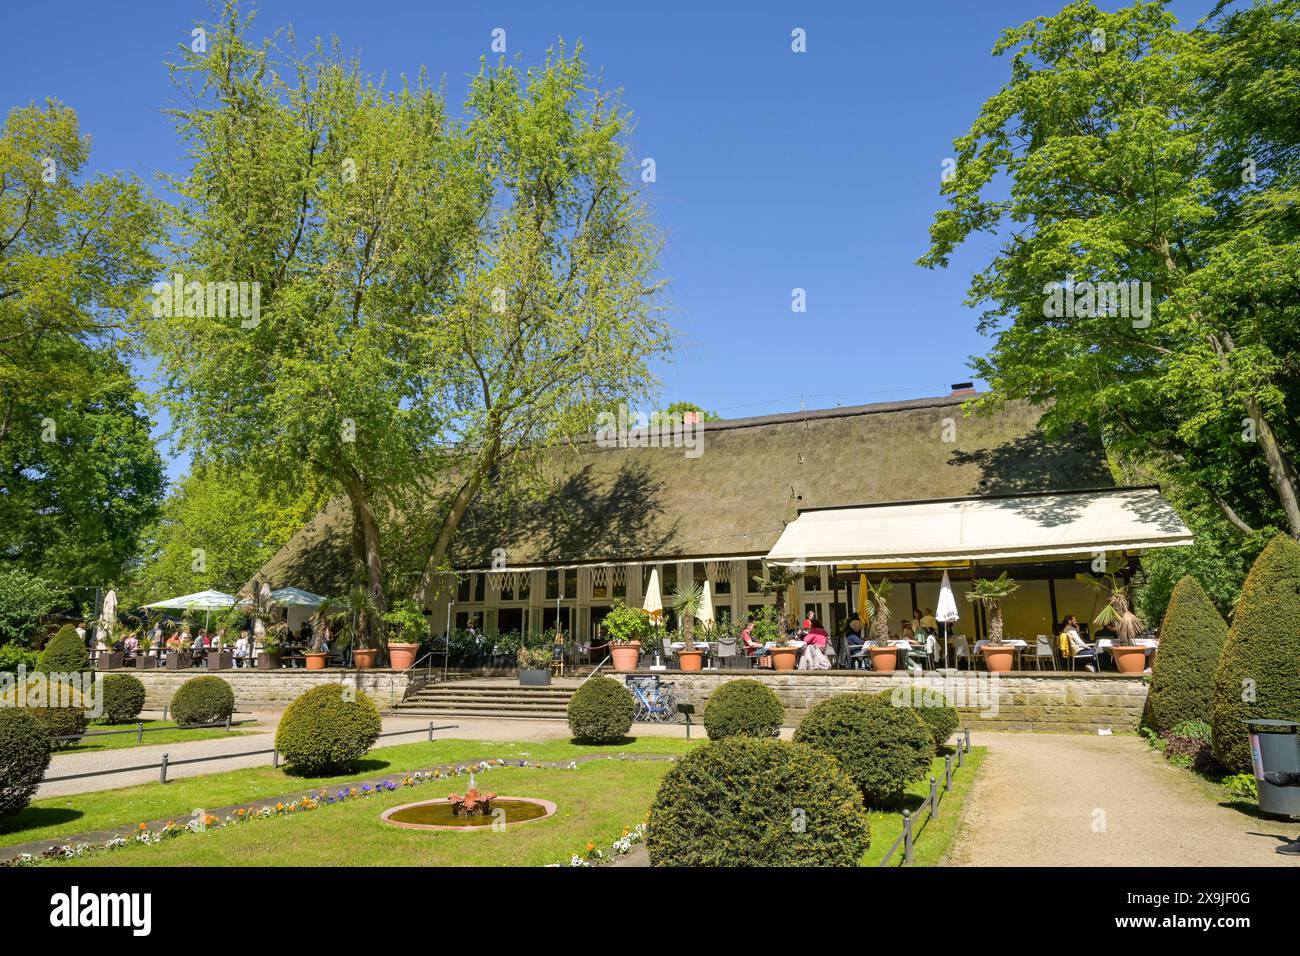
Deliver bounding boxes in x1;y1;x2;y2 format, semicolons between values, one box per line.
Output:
947;733;1298;866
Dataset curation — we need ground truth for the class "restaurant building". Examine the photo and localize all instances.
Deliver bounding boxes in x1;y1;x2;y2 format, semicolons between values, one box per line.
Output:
256;388;1192;644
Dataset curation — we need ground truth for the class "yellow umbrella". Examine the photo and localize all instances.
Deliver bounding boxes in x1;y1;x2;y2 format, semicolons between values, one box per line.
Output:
858;572;870;623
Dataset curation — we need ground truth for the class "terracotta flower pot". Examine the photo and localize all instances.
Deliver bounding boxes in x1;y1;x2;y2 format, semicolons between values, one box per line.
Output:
353;648;378;669
677;649;703;672
769;646;798;671
388;642;420;670
610;641;641;672
868;646;898;674
1111;645;1148;674
304;651;329;670
981;645;1016;672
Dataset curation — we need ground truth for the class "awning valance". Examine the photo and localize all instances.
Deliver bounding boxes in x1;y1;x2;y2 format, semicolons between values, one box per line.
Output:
764;487;1192;568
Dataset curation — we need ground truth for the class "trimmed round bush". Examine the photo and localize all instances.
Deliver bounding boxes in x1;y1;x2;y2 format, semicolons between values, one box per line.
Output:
1211;534;1300;773
876;687;961;749
170;676;235;725
38;624;89;674
566;676;635;743
794;693;935;807
100;674;146;724
0;707;52;816
275;684;382;774
647;738;870;866
703;679;784;740
1143;575;1228;735
14;673;88;748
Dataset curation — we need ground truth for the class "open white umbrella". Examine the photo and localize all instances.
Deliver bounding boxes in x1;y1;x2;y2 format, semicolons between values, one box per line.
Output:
143;589;237;634
936;570;961;667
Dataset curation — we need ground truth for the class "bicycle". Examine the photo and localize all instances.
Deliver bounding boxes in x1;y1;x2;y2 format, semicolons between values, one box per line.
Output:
626;675;679;723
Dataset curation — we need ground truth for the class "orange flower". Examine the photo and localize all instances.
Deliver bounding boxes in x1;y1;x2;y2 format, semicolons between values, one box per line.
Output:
585;842;596;853
138;822;148;831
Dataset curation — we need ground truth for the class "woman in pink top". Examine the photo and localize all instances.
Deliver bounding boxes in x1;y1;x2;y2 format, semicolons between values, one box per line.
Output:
799;617;832;670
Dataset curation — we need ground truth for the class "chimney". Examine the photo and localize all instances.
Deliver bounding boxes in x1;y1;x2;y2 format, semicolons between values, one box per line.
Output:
950;382;976;397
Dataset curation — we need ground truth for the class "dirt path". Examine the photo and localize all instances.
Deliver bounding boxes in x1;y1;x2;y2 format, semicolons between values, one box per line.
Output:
948;733;1298;866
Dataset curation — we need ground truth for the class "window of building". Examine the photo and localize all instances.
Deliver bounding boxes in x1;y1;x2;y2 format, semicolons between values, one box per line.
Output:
803;569;822;592
746;560;765;593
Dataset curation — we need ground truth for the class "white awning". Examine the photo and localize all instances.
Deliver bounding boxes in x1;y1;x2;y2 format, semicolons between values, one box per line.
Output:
765;487;1192;568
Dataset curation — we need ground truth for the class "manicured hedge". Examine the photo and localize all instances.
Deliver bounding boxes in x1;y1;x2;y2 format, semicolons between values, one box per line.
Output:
1211;534;1300;773
1143;575;1227;735
0;707;52;816
566;676;635;743
702;679;784;740
274;684;382;774
794;693;935;807
100;674;147;724
38;624;89;674
647;737;871;866
16;673;88;748
170;676;235;726
876;687;961;749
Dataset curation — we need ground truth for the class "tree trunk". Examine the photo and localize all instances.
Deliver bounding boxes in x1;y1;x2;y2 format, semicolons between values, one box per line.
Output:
414;437;501;607
342;471;389;636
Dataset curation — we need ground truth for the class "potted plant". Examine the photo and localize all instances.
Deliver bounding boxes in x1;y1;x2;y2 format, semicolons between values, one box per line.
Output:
751;565;801;670
324;585;378;668
258;628;284;670
863;578;900;674
382;599;427;671
603;602;650;672
136;634;156;669
1076;558;1146;673
517;644;553;686
670;582;706;672
966;573;1020;672
163;632;191;670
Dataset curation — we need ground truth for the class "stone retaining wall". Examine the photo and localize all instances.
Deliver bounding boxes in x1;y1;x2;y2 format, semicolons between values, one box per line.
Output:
128;669;413;712
657;670;1148;733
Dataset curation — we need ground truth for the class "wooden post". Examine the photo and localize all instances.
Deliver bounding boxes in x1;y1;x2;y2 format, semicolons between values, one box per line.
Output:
945;753;953;790
929;776;939;819
159;752;169;784
903;810;914;864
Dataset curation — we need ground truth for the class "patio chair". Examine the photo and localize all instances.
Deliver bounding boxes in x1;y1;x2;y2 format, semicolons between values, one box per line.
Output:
715;637;739;668
661;636;674;669
845;641;870;670
1031;635;1055;671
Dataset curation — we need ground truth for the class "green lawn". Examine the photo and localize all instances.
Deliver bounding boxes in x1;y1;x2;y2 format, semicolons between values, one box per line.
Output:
57;761;667;867
1;736;698;851
58;720;255;754
861;746;987;867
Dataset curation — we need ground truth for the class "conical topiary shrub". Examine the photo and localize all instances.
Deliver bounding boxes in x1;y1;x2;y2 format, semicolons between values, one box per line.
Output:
37;625;89;674
1210;534;1300;773
1142;575;1228;735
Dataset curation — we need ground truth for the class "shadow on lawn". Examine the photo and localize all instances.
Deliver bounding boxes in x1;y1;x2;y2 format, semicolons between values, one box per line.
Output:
0;805;84;836
281;757;394;780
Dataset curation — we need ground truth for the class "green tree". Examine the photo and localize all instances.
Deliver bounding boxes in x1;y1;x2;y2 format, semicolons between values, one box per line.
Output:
126;461;326;606
920;1;1300;547
0;101;163;588
0;568;61;648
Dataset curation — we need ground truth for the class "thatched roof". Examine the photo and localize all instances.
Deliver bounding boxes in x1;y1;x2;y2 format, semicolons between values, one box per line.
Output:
254;393;1112;593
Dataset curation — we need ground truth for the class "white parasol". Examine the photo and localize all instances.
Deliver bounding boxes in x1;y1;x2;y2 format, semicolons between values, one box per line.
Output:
936;570;961;667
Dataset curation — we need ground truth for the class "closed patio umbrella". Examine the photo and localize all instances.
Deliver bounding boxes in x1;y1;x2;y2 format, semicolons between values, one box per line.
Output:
697;579;715;628
936;570;961;667
98;589;118;648
643;567;663;622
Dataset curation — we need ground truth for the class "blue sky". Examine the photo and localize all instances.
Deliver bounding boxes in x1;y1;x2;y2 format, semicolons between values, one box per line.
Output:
1;0;1217;483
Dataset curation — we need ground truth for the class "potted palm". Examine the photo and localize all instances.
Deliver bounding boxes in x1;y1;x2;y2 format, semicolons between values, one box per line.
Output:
751;565;801;670
603;602;649;672
258;625;285;669
325;585;378;668
382;599;427;671
1076;558;1146;673
863;578;900;673
670;582;706;672
136;634;156;669
966;573;1020;672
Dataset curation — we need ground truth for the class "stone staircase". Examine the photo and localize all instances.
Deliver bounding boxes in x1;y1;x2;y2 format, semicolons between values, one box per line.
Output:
392;680;576;720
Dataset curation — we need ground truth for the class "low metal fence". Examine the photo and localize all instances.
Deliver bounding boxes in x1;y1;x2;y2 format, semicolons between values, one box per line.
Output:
877;727;973;867
42;722;458;785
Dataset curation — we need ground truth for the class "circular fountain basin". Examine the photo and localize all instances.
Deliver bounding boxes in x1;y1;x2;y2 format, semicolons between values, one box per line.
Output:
380;796;557;831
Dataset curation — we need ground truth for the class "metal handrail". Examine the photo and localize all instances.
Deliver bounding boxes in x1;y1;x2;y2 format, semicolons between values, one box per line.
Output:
580;655;612;684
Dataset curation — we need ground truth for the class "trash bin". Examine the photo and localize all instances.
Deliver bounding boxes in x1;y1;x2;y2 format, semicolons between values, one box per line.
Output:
1242;719;1300;817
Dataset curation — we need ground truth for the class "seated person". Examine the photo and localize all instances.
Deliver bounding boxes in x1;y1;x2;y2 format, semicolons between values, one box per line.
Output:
798;617;831;670
1058;614;1098;671
740;618;771;667
901;621;916;642
844;615;866;648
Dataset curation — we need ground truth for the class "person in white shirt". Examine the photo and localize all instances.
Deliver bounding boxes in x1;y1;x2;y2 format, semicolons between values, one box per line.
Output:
1059;614;1098;671
234;631;250;667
